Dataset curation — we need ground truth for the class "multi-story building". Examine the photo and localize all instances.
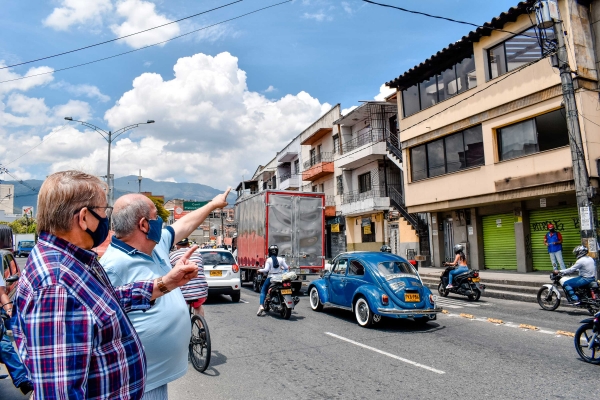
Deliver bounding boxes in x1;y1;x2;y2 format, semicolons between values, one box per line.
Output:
299;105;344;258
387;0;600;272
276;135;303;191
334;100;426;256
0;184;15;215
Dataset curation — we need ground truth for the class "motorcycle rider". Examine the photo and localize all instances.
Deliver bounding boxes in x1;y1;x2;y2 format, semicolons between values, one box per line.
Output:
444;244;468;289
256;244;289;316
380;245;392;253
553;245;596;304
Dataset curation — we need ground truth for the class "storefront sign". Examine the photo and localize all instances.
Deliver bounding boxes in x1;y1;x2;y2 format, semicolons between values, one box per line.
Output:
326;217;343;225
361;218;371;227
580;206;592;230
540;198;547;208
468;226;474;235
331;224;340;233
588;238;597;253
496;219;502;228
363;224;372;234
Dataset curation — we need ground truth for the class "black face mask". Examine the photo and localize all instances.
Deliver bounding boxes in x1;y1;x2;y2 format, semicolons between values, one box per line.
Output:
85;208;110;248
550;229;555;233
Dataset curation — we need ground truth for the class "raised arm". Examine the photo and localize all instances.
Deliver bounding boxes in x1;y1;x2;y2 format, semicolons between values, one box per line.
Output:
171;188;231;244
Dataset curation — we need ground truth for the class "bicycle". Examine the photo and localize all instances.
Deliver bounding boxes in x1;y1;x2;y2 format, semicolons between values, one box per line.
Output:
188;305;211;373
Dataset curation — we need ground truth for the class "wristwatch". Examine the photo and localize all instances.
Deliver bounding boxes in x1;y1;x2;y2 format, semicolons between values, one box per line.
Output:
156;277;170;294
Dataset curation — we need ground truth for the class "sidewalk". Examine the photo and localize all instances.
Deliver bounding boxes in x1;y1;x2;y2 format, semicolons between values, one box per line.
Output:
417;266;551;303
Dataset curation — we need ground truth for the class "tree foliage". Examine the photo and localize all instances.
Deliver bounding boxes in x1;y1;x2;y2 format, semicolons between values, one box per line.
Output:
0;216;37;234
149;196;170;222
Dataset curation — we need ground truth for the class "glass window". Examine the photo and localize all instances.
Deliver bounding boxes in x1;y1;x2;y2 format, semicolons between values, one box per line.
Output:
463;125;484;167
333;135;339;154
419;76;438;110
410;145;427;181
402;84;420;117
336;175;343;195
377;261;418;277
332;259;347;274
348;260;365;276
488;43;507;79
497;109;568;161
456;55;476;93
444;132;465;173
312;185;318;192
427;139;445;177
439;67;457;102
293;159;299;174
358;172;372;193
200;251;234;265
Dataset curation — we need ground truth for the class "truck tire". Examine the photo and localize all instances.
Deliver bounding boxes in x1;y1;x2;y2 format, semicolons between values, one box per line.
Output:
253;277;260;293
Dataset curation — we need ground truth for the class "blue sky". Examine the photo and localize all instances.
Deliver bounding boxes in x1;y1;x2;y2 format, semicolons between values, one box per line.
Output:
0;0;521;189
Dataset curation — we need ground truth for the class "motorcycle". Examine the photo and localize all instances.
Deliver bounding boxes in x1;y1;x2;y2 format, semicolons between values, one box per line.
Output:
263;271;300;320
437;266;485;301
574;310;600;364
537;272;600;315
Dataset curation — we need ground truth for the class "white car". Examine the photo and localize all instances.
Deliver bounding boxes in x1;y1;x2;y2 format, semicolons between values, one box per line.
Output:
198;249;240;302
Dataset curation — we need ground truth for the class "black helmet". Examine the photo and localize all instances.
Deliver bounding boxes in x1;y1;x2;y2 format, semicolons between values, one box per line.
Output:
380;245;392;253
573;245;588;259
453;244;464;254
268;244;279;257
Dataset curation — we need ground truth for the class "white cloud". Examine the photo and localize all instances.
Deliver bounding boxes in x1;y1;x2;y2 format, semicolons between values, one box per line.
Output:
302;12;332;22
110;0;180;49
53;100;93;122
341;1;353;14
264;85;276;93
374;84;395;101
341;105;357;116
0;64;54;95
98;52;330;187
52;81;110;102
144;61;153;67
44;0;113;31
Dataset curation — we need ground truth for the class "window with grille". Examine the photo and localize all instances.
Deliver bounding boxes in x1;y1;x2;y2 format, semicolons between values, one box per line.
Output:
336;175;343;195
358;172;372;193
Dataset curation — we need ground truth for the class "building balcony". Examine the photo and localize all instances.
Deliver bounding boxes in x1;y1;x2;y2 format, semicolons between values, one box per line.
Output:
325;195;336;217
337;130;387;169
340;186;390;217
279;174;300;190
302;152;334;181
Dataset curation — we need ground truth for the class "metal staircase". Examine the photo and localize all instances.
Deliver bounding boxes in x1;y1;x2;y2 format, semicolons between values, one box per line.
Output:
388;186;427;236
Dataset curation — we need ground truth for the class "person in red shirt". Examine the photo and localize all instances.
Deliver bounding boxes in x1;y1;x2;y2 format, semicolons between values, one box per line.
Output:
544;223;565;270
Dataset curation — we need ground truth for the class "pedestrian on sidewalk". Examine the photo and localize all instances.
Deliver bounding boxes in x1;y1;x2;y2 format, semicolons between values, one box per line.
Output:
10;170;199;399
0;275;32;395
101;188;229;400
544;223;566;270
170;238;208;317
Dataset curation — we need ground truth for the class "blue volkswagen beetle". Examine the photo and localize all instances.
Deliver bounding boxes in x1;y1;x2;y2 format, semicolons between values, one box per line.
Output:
308;252;441;328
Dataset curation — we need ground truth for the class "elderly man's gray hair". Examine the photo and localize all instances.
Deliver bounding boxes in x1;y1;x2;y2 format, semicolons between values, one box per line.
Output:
112;197;153;238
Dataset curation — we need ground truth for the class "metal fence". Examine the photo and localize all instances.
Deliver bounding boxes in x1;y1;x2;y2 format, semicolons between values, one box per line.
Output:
341;130;386;153
303;152;333;169
341;185;387;204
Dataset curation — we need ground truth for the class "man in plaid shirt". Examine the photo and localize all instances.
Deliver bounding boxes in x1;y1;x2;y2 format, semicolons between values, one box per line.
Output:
10;171;199;399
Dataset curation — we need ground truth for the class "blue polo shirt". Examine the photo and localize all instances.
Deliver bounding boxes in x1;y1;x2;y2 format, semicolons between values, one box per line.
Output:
99;227;190;392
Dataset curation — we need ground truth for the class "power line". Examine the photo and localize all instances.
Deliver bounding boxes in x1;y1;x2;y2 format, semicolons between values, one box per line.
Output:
0;0;243;71
361;0;534;38
0;0;292;85
2;124;69;168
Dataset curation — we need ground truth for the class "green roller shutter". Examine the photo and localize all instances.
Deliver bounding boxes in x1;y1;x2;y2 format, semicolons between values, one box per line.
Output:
482;213;517;270
529;207;581;271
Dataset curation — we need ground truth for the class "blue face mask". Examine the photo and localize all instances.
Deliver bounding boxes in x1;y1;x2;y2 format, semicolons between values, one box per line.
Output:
146;216;163;244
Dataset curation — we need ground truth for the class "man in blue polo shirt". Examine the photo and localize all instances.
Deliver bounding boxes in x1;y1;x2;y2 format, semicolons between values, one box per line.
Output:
101;189;230;400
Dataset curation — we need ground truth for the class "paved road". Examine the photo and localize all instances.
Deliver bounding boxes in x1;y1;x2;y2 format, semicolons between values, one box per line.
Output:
170;285;598;399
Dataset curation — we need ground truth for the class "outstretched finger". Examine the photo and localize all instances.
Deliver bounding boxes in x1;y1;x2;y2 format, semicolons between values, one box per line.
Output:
179;245;199;264
223;187;231;199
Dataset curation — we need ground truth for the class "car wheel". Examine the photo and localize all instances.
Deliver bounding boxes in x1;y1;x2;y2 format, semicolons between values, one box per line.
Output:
309;287;323;311
354;297;373;328
231;292;240;303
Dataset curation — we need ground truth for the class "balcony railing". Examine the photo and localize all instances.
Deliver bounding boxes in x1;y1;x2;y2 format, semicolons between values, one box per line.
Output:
342;130;386;154
341;185;388;204
279;172;293;182
325;195;336;207
303;152;333;169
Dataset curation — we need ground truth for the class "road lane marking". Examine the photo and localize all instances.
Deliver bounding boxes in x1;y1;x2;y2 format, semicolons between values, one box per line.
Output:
519;324;539;331
460;313;475;319
556;330;575;337
435;298;487;308
239;299;249;304
325;332;445;375
487;318;503;324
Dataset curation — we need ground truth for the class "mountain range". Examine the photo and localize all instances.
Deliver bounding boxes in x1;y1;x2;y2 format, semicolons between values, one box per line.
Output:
3;175;234;214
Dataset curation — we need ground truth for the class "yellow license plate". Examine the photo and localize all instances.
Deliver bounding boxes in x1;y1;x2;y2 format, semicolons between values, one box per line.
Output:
472;277;480;282
405;293;420;302
281;289;292;295
209;271;222;277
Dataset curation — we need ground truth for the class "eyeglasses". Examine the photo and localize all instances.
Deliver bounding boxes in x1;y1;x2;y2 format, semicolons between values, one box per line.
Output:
74;206;113;218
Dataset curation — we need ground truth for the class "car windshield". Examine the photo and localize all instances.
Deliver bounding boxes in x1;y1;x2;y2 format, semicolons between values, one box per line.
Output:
377;261;418;279
20;241;34;247
201;251;235;265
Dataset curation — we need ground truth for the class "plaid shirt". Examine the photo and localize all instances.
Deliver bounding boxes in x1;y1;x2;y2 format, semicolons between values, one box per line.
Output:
11;232;155;400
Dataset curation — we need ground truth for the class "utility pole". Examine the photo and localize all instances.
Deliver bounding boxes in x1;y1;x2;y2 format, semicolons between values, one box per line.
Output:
138;169;142;193
537;0;599;274
221;209;225;244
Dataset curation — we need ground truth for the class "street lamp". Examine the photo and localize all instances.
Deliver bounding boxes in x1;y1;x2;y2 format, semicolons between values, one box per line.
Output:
64;117;155;206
